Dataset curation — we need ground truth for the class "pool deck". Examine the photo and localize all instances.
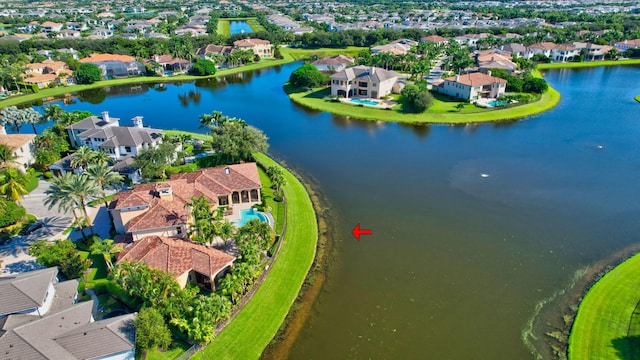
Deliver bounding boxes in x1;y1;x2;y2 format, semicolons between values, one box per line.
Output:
339;97;397;109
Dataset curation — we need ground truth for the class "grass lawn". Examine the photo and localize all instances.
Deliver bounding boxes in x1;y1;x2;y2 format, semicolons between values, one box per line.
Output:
538;58;640;69
257;166;285;234
79;251;109;287
635;95;640;103
568;253;640;360
163;129;210;141
192;152;317;360
284;46;367;60
216;18;265;37
144;340;192;360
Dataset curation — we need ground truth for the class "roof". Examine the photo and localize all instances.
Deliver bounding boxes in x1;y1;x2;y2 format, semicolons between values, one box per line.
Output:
528;42;557;50
330;65;398;83
616;39;640;47
80;126;162;148
421;35;448;43
24;73;59;84
196;44;236;56
445;72;507;86
312;54;354;66
233;38;271;47
0;134;36;150
479;60;518;71
117;236;235;278
0;268;57;317
41;21;62;27
80;53;136;63
66;115;119;131
502;43;527;53
0;300;135;360
110;163;261;233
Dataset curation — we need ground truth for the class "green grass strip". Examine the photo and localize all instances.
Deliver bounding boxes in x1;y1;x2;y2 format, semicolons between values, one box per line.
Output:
163;129;210;141
537;59;640;69
635;95;640;103
192;152;317;360
216;18;265;37
569;253;640;360
287;69;560;124
217;20;230;37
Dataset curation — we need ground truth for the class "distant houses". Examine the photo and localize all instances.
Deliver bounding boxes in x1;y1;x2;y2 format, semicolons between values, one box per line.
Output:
371;38;417;55
615;39;640;53
330;65;399;99
22;59;73;88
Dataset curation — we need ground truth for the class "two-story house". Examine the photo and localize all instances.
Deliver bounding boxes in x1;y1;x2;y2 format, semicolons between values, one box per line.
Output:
330;66;399;99
440;71;507;101
0;133;36;170
233;38;272;58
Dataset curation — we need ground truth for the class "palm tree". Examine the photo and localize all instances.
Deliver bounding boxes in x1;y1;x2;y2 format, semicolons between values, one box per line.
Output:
85;162;123;208
0;106;23;133
45;173;100;233
0;144;18;170
90;238;122;270
70;146;95;171
42;104;66;125
198;113;214;134
0;168;29;203
21;107;43;135
44;180;87;239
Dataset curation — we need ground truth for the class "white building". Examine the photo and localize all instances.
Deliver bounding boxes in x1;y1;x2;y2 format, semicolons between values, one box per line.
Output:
441;72;507;101
330;66;398;99
0;132;36;170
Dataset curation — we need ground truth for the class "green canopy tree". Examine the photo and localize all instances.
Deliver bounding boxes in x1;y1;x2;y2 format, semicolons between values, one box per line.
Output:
90;238;122;270
135;307;172;352
74;63;102;84
289;63;329;88
0;144;18;170
210;119;268;163
0;168;29;203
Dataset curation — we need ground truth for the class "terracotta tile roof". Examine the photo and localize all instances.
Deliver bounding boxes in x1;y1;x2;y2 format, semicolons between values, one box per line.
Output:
80;53;136;63
117;236;235;278
616;39;640;47
445;72;507;86
23;73;58;84
0;134;36;150
311;54;354;66
41;21;61;27
171;163;261;194
233;38;271;47
529;42;556;50
421;35;448;43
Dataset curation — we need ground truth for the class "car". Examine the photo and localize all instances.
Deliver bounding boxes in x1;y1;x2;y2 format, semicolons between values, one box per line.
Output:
21;220;44;235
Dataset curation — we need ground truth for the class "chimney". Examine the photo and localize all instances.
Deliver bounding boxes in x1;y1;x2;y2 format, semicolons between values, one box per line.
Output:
487;70;492;77
224;167;230;175
101;111;110;122
500;45;504;51
0;124;5;135
371;67;375;74
491;56;495;61
131;116;143;128
455;74;460;82
157;184;173;201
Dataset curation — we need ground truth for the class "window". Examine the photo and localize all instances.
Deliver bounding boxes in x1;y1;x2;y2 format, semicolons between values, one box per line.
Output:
125;146;132;153
372;83;377;87
358;81;368;87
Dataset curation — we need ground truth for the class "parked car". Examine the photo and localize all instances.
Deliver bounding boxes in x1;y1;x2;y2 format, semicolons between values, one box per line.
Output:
20;220;44;235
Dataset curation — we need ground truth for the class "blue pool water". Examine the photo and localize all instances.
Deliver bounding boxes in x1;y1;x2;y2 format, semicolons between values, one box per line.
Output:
488;100;508;107
237;208;268;227
349;98;380;106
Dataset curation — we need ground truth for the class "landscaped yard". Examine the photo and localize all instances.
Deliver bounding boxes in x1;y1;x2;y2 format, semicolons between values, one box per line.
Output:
284;46;367;60
568;253;640;360
192;152;317;360
257;166;285;235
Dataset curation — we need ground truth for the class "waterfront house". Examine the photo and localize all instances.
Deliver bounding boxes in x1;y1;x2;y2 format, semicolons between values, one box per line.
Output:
80;53;146;78
0;133;36;170
233;38;272;58
109;163;262;240
441;71;507;101
615;39;640;53
311;54;355;72
149;54;192;74
117;235;236;291
195;44;237;59
573;42;616;61
330;65;398;99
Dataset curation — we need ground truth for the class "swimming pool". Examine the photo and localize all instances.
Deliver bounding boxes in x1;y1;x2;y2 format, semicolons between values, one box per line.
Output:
487;100;509;107
349;98;380;106
236;208;269;227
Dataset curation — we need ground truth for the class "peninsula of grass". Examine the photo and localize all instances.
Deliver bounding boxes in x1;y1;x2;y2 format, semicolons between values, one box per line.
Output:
192;152;317;360
163;129;211;142
286;70;560;124
635;95;640;103
568;252;640;360
537;58;640;69
216;17;265;37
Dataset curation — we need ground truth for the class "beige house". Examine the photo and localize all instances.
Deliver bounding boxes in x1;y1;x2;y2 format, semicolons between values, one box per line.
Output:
0;133;36;170
109;163;262;240
233;38;272;58
330;65;398;99
117;235;235;291
441;72;507;101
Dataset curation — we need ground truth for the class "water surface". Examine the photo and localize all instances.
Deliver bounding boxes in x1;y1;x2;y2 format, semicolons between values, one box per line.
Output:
229;20;253;35
34;64;640;359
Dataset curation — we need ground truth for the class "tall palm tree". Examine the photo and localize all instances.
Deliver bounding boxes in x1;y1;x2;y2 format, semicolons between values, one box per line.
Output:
198;113;214;134
70;146;95;171
90;238;122;270
45;173;100;234
0;144;18;170
42;104;66;125
0;168;29;203
85;162;122;208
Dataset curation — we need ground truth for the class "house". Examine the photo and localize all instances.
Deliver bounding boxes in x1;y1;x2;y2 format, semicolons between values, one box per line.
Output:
311;55;354;72
550;43;579;62
454;33;489;47
0;268;77;318
80;53;146;78
615;39;640;52
109;163;262;240
0;133;36;170
233;38;272;58
475;51;518;74
371;39;417;55
40;21;62;33
64;111;163;159
501;43;527;59
441;71;507;101
149;54;191;73
573;42;616;61
57;29;81;38
330;65;398;99
117;235;235;291
526;42;556;58
0;299;136;360
22;59;71;88
175;24;207;36
196;44;236;59
89;28;113;38
420;35;448;46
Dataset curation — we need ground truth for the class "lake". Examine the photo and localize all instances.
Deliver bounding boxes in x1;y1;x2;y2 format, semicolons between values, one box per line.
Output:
229;20;253;35
32;63;640;359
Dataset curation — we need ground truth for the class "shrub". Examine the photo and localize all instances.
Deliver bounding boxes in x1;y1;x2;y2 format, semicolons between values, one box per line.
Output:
401;84;434;113
74;63;102;84
0;200;26;228
190;59;217;76
289;64;329;88
523;77;549;93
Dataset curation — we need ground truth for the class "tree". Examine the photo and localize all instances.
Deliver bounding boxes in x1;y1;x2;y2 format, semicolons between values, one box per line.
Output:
29;239;92;279
135;307;172;352
45;173;100;233
90;238;122;270
0;144;18;170
44;172;87;238
401;84;434;113
266;165;286;197
289;64;329;88
34;128;70;167
0;168;29;203
74;63;102;84
70;146;96;171
210;119;269;163
85;162;122;208
190;58;217;76
42;104;66;125
133;141;177;179
523;77;549;93
0;198;26;227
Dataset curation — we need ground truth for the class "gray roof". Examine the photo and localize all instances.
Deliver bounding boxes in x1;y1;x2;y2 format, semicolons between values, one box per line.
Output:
0;301;136;360
112;156;137;174
0;268;57;317
79;126;162;148
49;280;79;313
66;116;119;131
330;65;398;83
503;43;527;53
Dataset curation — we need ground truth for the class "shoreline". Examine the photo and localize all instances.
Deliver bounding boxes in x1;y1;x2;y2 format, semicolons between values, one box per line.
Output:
537;58;640;69
635;95;640;103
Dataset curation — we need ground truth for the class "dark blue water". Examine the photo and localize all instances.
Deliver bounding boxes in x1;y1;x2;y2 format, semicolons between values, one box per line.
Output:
229;20;253;35
29;63;640;359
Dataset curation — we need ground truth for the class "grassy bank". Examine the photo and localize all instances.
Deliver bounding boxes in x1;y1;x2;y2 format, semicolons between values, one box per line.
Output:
635;95;640;103
217;17;265;37
163;129;210;141
568;252;640;360
538;59;640;69
284;46;367;60
286;70;561;124
192;152;317;360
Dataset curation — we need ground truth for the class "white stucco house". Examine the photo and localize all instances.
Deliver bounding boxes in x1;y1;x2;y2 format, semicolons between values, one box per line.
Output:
330;66;398;99
440;72;507;101
0;132;36;170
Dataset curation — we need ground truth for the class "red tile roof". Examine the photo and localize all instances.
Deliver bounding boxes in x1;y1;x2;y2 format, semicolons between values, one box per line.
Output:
233;38;270;47
80;53;136;63
117;236;235;278
421;35;448;43
445;72;507;86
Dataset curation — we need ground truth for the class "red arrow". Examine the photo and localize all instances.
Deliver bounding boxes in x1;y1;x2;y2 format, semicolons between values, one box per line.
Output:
352;223;372;241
